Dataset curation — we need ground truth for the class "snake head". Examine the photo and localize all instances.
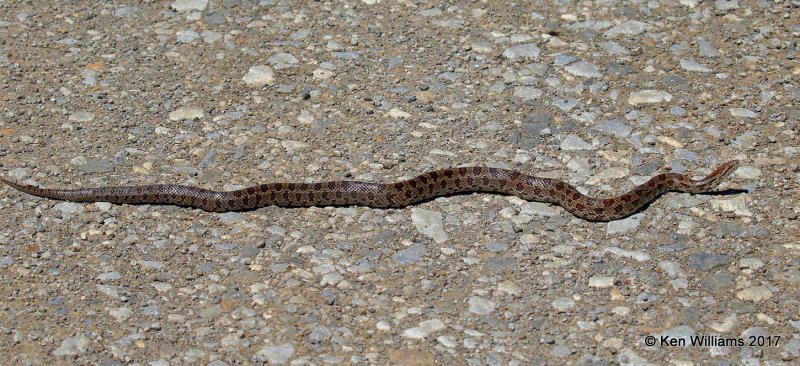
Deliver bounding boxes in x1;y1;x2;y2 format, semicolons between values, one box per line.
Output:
682;160;739;193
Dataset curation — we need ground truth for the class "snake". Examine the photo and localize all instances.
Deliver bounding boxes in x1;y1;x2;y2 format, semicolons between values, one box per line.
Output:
1;160;738;221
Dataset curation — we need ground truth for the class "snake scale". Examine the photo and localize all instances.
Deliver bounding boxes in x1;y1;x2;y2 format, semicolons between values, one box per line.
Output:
1;160;738;221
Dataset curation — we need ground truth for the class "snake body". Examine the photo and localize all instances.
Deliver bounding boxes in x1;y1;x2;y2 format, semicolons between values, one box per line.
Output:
1;161;738;221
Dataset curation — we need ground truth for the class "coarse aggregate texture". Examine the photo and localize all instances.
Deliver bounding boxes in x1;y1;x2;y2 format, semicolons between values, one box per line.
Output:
0;0;798;365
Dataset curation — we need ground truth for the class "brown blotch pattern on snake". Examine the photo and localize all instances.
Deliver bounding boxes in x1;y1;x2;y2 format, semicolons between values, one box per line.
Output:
1;161;739;222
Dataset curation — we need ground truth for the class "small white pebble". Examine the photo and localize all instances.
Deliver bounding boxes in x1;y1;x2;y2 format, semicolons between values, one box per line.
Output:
589;276;615;288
